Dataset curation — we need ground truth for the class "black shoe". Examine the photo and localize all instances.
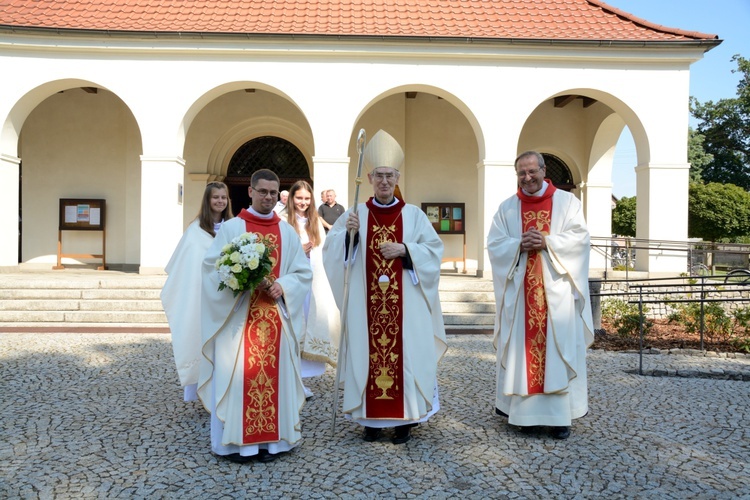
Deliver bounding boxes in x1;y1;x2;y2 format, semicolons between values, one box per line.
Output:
363;427;382;442
392;424;412;444
495;407;508;418
257;449;279;463
222;453;253;464
550;426;571;440
515;425;540;434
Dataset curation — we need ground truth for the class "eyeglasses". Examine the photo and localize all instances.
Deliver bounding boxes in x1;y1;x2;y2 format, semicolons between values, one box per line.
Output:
372;172;397;182
253;188;279;198
516;168;543;178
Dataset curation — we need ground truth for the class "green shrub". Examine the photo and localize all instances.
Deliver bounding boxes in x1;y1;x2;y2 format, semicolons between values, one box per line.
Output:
601;299;652;340
667;301;733;343
732;307;750;353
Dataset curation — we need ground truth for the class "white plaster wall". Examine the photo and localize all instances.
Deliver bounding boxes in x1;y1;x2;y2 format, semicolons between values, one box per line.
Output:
18;88;141;266
404;93;480;270
0;35;705;272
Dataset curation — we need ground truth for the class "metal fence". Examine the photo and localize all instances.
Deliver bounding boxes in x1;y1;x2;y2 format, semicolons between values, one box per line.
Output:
590;236;750;282
590;275;750;375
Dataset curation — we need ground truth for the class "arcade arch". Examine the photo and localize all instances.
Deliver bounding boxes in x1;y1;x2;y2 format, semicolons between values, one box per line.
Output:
351;87;482;271
182;87;314;225
7;83;142;268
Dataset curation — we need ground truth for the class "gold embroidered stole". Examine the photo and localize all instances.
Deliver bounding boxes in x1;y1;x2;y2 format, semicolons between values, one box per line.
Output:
238;209;283;444
517;184;556;394
364;198;405;418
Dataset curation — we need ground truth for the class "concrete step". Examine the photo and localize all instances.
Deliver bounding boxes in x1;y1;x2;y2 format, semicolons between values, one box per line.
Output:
0;289;161;300
0;310;167;324
443;312;495;326
439;290;495;303
440;301;495;314
0;271;495;330
0;299;165;312
0;276;166;290
438;276;495;292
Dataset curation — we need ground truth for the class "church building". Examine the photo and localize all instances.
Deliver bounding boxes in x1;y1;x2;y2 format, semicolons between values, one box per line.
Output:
0;0;720;275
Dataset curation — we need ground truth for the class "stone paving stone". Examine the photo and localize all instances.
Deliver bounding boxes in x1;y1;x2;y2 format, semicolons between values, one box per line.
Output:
0;333;748;499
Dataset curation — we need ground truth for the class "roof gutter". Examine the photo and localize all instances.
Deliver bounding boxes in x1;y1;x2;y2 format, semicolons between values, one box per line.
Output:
0;25;723;52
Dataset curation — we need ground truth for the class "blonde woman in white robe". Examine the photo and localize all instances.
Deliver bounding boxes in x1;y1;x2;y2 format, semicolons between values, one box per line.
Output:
286;180;340;398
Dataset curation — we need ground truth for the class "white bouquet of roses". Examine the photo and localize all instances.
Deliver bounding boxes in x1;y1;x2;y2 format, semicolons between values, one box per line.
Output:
215;232;274;298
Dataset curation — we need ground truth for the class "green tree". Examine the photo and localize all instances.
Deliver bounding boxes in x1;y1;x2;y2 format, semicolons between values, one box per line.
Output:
612;195;636;237
688;128;713;182
691;55;750;190
688;182;750;242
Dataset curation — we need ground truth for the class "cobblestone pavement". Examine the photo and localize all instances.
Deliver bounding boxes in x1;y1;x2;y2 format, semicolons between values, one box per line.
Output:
1;333;749;499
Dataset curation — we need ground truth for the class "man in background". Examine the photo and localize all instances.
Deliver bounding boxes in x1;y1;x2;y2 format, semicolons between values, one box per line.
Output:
318;189;346;233
273;190;289;214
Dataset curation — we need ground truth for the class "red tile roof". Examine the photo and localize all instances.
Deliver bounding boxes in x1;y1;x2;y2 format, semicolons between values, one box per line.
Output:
0;0;718;42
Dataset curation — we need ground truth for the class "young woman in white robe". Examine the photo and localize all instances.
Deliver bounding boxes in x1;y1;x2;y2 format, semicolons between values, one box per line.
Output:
285;180;340;398
160;182;233;401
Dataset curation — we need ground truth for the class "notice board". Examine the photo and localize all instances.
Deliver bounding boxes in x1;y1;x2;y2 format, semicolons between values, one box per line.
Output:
421;202;466;273
59;199;106;231
421;202;465;234
55;198;107;270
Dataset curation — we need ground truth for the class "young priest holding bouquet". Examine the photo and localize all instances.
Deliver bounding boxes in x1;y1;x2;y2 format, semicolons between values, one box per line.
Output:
198;168;312;464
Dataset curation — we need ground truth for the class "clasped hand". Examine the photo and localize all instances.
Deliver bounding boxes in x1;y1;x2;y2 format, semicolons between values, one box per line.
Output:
520;227;546;253
346;213;404;260
260;278;283;300
379;242;406;260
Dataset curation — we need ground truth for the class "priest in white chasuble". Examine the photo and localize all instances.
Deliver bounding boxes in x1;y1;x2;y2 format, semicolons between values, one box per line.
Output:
487;151;594;440
198;169;312;464
323;130;447;445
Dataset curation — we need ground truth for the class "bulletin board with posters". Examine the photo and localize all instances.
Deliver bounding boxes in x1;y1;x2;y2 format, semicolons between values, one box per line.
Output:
55;198;107;270
421;202;466;273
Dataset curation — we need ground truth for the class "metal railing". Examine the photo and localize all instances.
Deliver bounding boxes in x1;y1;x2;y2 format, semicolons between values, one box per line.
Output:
591;275;750;375
590;236;750;280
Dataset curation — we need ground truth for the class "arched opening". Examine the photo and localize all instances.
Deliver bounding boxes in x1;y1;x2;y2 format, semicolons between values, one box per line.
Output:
224;136;310;210
542;153;575;191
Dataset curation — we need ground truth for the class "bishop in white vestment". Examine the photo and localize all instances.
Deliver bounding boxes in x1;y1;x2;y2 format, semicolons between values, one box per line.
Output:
323;130;447;444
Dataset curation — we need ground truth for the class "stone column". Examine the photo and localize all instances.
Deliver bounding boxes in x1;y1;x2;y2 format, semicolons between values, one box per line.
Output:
139;156;185;274
635;162;690;273
0;153;21;269
312;157;351;209
477;159;517;278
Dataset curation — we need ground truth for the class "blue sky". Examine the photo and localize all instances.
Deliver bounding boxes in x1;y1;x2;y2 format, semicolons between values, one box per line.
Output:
600;0;750;198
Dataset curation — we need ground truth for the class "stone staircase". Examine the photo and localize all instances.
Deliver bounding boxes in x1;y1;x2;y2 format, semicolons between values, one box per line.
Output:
0;272;168;329
0;270;495;332
438;274;495;332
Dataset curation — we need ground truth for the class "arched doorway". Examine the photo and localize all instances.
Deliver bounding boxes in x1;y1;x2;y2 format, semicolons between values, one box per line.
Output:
225;136;311;211
542;153;575;192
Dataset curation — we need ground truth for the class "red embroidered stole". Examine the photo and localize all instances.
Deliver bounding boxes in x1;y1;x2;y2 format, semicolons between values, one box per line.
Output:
517;183;556;394
237;209;283;444
364;198;406;419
